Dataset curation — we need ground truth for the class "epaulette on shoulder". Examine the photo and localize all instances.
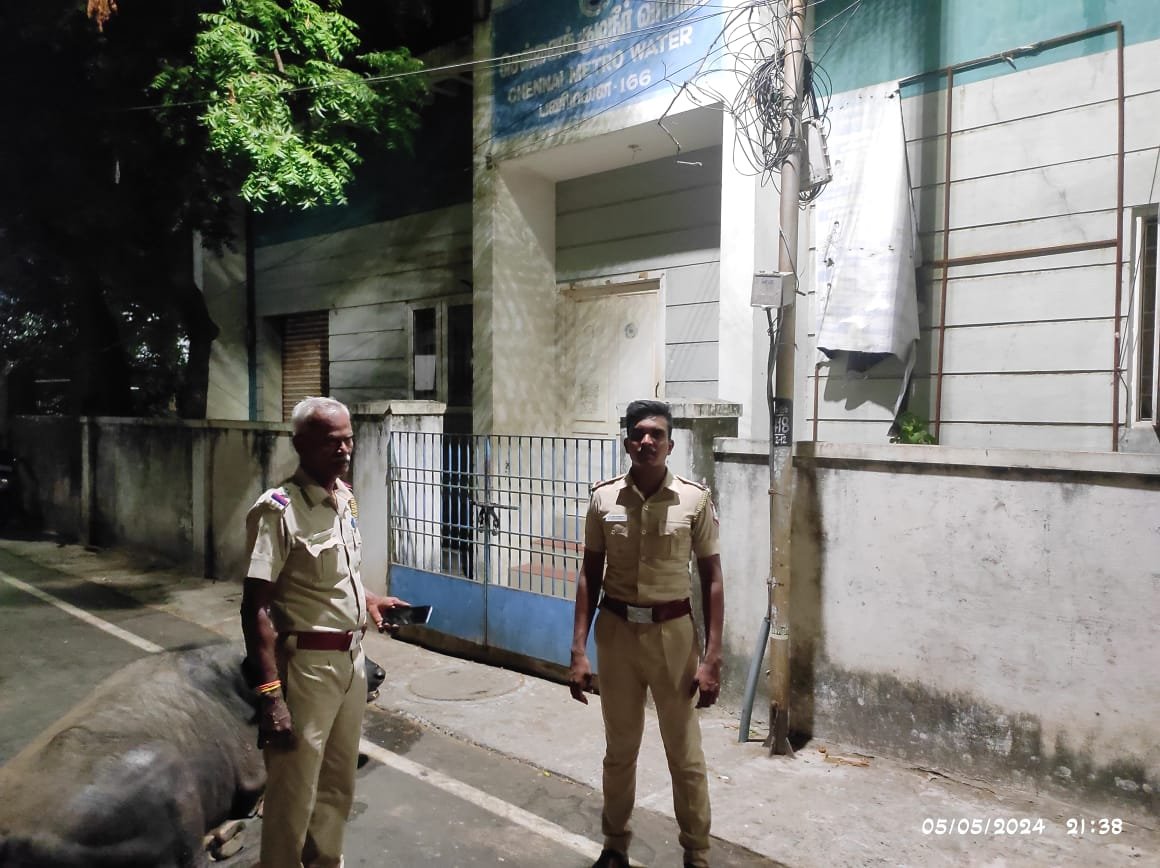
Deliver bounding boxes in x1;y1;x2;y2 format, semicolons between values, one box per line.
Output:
590;476;620;492
674;474;709;491
259;486;291;510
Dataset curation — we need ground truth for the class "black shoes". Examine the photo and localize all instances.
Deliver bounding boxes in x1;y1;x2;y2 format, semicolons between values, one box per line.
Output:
592;848;629;868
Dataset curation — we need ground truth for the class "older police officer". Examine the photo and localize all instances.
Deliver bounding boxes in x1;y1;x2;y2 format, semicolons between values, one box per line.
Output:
570;400;725;868
241;396;406;868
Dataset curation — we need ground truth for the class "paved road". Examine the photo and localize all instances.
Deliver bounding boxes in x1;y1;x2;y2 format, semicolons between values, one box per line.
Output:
0;548;213;762
0;547;780;867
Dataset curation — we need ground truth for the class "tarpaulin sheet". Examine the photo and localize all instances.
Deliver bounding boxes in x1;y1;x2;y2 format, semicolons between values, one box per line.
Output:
814;82;920;363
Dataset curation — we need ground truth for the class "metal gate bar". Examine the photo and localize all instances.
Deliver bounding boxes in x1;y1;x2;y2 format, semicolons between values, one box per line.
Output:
387;430;622;666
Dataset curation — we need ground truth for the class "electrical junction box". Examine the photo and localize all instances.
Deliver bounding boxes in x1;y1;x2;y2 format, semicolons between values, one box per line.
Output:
751;271;797;308
805;119;832;190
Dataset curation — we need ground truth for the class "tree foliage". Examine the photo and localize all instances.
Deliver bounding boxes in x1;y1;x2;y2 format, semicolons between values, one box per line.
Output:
0;0;429;419
152;0;425;210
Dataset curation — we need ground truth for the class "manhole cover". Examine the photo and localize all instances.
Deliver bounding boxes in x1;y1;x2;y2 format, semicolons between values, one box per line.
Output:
408;666;524;701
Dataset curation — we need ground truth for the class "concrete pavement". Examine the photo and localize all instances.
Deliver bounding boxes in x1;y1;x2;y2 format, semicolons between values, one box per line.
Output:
1;538;1156;867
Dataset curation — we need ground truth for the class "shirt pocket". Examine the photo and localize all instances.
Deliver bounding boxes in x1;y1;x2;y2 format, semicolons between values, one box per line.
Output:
642;521;692;560
604;517;634;557
299;532;343;582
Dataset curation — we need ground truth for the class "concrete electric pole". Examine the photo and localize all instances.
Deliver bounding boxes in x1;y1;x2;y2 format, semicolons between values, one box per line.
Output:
764;0;807;758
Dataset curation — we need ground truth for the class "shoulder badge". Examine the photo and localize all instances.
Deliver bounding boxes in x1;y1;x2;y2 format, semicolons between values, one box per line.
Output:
590;475;622;492
261;487;291;510
335;478;358;518
692;488;712;521
674;474;709;491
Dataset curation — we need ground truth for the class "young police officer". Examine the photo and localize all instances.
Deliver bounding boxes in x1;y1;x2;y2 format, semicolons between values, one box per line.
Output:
569;400;725;868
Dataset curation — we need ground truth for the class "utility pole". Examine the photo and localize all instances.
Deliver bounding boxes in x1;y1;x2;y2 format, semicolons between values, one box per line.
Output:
764;0;806;757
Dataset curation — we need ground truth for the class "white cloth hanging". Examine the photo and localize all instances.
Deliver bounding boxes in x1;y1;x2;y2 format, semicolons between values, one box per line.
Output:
814;81;920;363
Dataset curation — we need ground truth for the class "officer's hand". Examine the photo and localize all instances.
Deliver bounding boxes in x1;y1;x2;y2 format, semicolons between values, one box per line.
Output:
259;695;295;750
690;660;721;709
569;653;594;705
367;594;410;635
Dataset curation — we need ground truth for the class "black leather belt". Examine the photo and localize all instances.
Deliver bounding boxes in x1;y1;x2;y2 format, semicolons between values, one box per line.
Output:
601;597;692;624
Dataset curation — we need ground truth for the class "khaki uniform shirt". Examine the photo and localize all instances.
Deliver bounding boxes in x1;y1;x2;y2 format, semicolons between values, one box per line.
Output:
245;468;367;634
584;470;719;605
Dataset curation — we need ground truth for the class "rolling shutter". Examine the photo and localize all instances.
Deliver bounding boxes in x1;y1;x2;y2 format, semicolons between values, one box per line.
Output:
281;311;329;422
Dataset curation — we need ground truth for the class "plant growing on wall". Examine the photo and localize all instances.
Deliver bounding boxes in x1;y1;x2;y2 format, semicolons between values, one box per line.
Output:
890;411;937;445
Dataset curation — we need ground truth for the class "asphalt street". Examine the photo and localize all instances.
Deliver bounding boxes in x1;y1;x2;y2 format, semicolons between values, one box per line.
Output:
0;547;779;867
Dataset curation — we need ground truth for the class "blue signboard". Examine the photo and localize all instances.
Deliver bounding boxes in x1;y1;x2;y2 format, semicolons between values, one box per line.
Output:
492;0;720;139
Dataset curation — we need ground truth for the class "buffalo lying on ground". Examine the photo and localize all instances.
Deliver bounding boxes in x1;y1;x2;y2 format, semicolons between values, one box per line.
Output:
0;644;387;868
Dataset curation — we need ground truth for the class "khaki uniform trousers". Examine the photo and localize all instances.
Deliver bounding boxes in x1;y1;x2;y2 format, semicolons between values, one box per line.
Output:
595;610;711;867
261;643;367;868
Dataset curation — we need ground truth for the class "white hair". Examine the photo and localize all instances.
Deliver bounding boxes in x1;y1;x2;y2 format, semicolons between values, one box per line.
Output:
291;397;349;434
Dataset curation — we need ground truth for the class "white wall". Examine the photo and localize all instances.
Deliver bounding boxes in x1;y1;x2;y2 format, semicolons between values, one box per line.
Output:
252;205;473;414
805;40;1160;454
715;437;1160;807
556;146;723;399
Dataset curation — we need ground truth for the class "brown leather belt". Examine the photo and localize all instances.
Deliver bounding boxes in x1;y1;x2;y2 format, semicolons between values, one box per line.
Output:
291;629;364;651
601;597;692;624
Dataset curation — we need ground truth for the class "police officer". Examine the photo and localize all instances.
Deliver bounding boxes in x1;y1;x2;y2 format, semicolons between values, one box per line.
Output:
241;396;406;868
569;399;724;868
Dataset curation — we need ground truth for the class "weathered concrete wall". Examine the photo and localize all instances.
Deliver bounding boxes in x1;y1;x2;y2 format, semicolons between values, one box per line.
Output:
9;417;295;575
91;420;197;562
712;438;774;707
722;440;1160;811
254;204;473;414
205;423;296;580
7;416;84;540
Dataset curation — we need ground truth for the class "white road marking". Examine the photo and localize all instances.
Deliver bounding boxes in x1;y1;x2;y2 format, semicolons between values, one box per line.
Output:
358;739;611;862
0;568;620;862
0;571;164;654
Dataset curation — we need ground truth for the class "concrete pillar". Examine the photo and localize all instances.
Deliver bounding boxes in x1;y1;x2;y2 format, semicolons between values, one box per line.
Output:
350;400;447;594
473;159;560;436
718;112;760;440
80;417;95;547
472;6;561;438
195;230;250;421
667;400;742;494
190;425;212;576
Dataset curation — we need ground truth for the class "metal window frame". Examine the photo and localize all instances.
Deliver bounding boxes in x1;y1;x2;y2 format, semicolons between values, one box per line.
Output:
814;23;1128;448
406;293;473;404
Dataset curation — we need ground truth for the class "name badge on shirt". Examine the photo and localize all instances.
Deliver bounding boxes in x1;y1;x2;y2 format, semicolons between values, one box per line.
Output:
604;514;627;524
306;529;334;545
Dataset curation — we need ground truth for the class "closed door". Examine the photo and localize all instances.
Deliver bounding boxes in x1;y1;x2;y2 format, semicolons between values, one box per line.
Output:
565;287;661;436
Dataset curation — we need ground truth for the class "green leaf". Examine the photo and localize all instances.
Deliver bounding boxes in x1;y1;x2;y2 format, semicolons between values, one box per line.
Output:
149;0;425;210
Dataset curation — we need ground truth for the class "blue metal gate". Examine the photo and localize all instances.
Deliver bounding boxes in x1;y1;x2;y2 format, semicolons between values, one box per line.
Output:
386;432;623;667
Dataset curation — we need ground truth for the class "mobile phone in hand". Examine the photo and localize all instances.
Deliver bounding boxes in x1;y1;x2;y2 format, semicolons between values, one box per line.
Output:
381;605;433;628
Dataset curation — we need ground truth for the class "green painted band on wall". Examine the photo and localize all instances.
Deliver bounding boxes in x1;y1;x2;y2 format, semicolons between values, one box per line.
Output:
812;0;1160;94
